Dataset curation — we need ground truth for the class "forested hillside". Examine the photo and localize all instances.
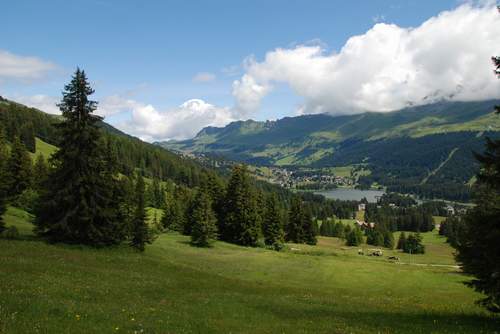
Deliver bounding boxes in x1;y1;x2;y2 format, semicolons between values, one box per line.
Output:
160;100;500;201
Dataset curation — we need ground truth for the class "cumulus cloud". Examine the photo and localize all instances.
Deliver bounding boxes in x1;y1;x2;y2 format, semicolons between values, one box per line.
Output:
118;98;235;141
98;95;142;116
0;50;56;82
12;94;60;114
232;3;500;115
193;72;216;83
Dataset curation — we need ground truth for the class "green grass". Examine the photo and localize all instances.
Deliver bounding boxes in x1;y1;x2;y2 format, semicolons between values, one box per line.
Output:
1;208;499;333
30;137;58;159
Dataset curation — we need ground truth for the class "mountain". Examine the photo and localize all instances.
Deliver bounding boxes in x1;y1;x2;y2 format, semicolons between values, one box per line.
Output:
159;100;500;201
0;96;217;189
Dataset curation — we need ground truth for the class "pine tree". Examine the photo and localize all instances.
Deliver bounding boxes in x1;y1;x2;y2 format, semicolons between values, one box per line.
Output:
190;190;218;247
346;226;363;246
396;232;407;250
130;175;151;251
286;197;305;243
6;136;33;198
34;69;124;246
383;230;395;249
454;53;500;313
403;233;425;254
20;122;36;153
0;127;8;233
302;207;317;245
33;154;49;192
262;194;284;250
221;165;259;246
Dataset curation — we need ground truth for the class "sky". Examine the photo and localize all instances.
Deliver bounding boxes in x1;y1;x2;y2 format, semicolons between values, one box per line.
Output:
1;0;500;141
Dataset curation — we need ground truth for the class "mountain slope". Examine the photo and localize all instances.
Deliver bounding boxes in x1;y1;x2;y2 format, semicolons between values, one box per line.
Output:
160;100;500;201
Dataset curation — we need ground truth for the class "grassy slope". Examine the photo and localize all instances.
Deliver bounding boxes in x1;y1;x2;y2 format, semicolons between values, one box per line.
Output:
29;137;58;159
1;209;499;333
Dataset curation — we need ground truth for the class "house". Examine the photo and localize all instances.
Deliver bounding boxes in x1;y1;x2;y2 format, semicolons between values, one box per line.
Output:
445;205;455;216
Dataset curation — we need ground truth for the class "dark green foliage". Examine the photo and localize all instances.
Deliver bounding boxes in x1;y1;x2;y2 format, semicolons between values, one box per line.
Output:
220;165;260;246
302;208;317;245
262;194;284;250
396;232;407;250
161;192;188;232
33;154;49;192
402;233;425;254
14;188;39;214
454;54;500;313
6;137;32;198
130;176;151;251
439;216;465;248
147;178;165;208
286;197;317;245
0;127;8;233
383;230;395;249
319;220;334;237
364;201;434;232
366;229;385;247
20;122;36;153
34;69;125;246
346;227;363;246
190;191;218;247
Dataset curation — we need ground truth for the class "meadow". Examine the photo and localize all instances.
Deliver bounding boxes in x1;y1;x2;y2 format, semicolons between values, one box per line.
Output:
1;208;499;333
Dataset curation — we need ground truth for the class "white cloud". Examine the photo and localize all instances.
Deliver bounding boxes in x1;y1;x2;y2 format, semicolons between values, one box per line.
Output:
0;50;56;82
119;98;235;141
98;95;141;116
193;72;216;83
12;94;60;115
232;3;500;115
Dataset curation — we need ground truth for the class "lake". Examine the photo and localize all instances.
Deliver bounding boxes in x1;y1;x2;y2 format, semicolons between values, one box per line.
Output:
315;188;385;203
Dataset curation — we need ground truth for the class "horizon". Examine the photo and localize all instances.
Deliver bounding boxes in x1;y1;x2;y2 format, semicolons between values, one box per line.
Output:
2;0;500;142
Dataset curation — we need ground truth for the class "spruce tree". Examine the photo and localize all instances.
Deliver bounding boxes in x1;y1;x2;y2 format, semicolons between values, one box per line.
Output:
221;165;259;246
6;136;33;198
190;190;218;247
34;69;124;246
130;175;151;251
0;127;8;233
33;154;49;192
454;53;500;313
262;194;284;250
396;232;407;250
383;230;395;249
286;197;305;243
20;122;36;153
302;207;318;245
346;226;363;246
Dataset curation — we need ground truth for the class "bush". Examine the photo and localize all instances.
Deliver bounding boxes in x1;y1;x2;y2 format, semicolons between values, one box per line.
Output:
403;233;425;254
4;226;20;240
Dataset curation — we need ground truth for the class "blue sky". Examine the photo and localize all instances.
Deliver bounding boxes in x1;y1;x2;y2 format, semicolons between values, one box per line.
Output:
1;0;499;140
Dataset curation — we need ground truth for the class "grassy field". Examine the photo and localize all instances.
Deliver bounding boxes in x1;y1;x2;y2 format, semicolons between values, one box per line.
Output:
1;208;499;333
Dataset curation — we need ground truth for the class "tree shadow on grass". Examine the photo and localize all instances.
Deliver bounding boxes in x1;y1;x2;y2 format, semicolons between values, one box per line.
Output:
251;299;500;333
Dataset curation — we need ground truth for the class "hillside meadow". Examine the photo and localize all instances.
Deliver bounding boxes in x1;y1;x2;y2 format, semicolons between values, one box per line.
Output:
1;207;499;333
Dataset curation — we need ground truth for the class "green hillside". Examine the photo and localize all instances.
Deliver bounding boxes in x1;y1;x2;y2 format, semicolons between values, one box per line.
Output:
160;100;500;201
1;207;499;333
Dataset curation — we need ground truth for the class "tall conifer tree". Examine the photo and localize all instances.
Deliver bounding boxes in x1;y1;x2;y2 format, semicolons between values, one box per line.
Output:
455;54;500;312
0;127;8;233
130;175;151;251
6;136;33;198
34;69;124;246
221;165;259;246
262;194;284;250
190;191;218;247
